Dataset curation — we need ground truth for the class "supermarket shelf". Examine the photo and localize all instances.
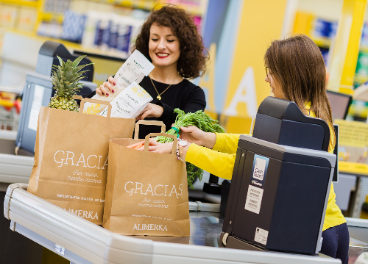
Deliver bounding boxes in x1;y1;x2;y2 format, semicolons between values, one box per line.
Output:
34;1;204;25
354;74;368;85
313;37;368;56
0;0;40;8
312;36;331;48
117;0;157;11
354;82;368;101
6;29;127;59
5;29;81;50
88;0;160;12
339;161;368;176
360;45;368;53
0;85;23;94
40;12;64;23
88;0;206;16
347;104;368;118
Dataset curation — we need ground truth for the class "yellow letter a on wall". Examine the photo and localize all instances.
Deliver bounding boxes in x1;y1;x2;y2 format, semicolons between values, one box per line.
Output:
224;67;257;118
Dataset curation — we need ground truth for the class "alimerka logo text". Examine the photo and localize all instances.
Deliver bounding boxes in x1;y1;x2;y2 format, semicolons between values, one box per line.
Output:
133;223;167;231
54;150;108;169
68;209;98;220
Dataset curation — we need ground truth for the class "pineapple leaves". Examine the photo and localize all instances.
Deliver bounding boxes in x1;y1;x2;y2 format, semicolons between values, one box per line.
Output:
72;55;86;68
56;56;64;67
49;55;94;112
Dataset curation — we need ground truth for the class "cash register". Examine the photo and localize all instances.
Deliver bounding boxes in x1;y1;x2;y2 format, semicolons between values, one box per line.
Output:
221;96;336;255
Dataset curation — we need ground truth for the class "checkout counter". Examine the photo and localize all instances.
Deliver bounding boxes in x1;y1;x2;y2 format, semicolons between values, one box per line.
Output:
1;102;368;264
3;183;342;264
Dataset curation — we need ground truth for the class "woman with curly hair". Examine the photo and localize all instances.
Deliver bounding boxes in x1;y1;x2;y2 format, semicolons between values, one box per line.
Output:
95;5;208;137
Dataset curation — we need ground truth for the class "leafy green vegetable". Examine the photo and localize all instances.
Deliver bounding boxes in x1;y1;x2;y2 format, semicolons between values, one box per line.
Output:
156;109;225;188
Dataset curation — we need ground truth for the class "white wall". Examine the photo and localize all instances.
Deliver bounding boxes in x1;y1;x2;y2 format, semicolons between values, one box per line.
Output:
297;0;368;22
0;31;42;88
297;0;344;21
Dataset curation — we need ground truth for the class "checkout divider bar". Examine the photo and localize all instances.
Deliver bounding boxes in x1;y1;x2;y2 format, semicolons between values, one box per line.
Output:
0;154;33;184
189;201;220;212
3;184;340;264
345;217;368;228
12;223;94;264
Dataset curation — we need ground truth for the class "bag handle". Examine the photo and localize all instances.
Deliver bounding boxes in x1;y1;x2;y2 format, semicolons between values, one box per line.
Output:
75;96;112;118
144;133;177;155
134;120;166;139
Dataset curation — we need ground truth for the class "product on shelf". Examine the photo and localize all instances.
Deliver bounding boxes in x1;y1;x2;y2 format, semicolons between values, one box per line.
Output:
313;18;337;39
38;21;63;39
348;100;368;119
80;10;100;48
356;52;368;77
294;11;368;88
61;10;86;43
44;0;71;13
361;195;368;219
361;23;368;47
80;10;144;56
107;14;119;54
17;6;38;32
0;4;18;29
117;16;144;57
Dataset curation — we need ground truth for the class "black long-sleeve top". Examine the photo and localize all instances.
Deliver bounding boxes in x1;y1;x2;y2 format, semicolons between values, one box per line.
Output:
88;76;206;139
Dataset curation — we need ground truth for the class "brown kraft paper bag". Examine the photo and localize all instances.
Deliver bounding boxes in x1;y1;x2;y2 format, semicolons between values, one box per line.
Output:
28;98;135;225
103;124;190;236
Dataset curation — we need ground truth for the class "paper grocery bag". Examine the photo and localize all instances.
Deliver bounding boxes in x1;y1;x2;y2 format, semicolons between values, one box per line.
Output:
28;98;135;225
103;124;190;236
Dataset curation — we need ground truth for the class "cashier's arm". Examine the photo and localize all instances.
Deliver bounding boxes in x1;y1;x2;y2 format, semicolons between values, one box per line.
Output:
180;126;216;148
180;126;241;154
185;144;236;180
148;140;236;180
148;127;240;180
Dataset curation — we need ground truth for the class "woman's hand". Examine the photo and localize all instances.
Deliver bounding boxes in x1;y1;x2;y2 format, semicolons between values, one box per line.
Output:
146;139;174;154
96;76;116;96
146;139;190;160
180;126;216;149
136;103;164;120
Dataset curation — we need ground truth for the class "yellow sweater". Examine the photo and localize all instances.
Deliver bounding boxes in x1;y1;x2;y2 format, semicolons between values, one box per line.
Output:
186;124;346;232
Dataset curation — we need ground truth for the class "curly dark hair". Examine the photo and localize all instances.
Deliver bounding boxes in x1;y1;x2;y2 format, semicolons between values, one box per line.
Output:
132;5;208;79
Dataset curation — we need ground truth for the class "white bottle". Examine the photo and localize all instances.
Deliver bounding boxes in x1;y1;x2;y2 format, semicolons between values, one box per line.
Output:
81;11;100;49
116;16;134;58
108;14;120;55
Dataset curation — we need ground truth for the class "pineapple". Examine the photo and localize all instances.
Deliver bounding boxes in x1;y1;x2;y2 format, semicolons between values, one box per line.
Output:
49;55;92;112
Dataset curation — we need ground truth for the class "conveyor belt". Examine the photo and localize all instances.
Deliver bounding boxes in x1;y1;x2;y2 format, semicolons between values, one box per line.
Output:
0;154;33;184
3;183;341;264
